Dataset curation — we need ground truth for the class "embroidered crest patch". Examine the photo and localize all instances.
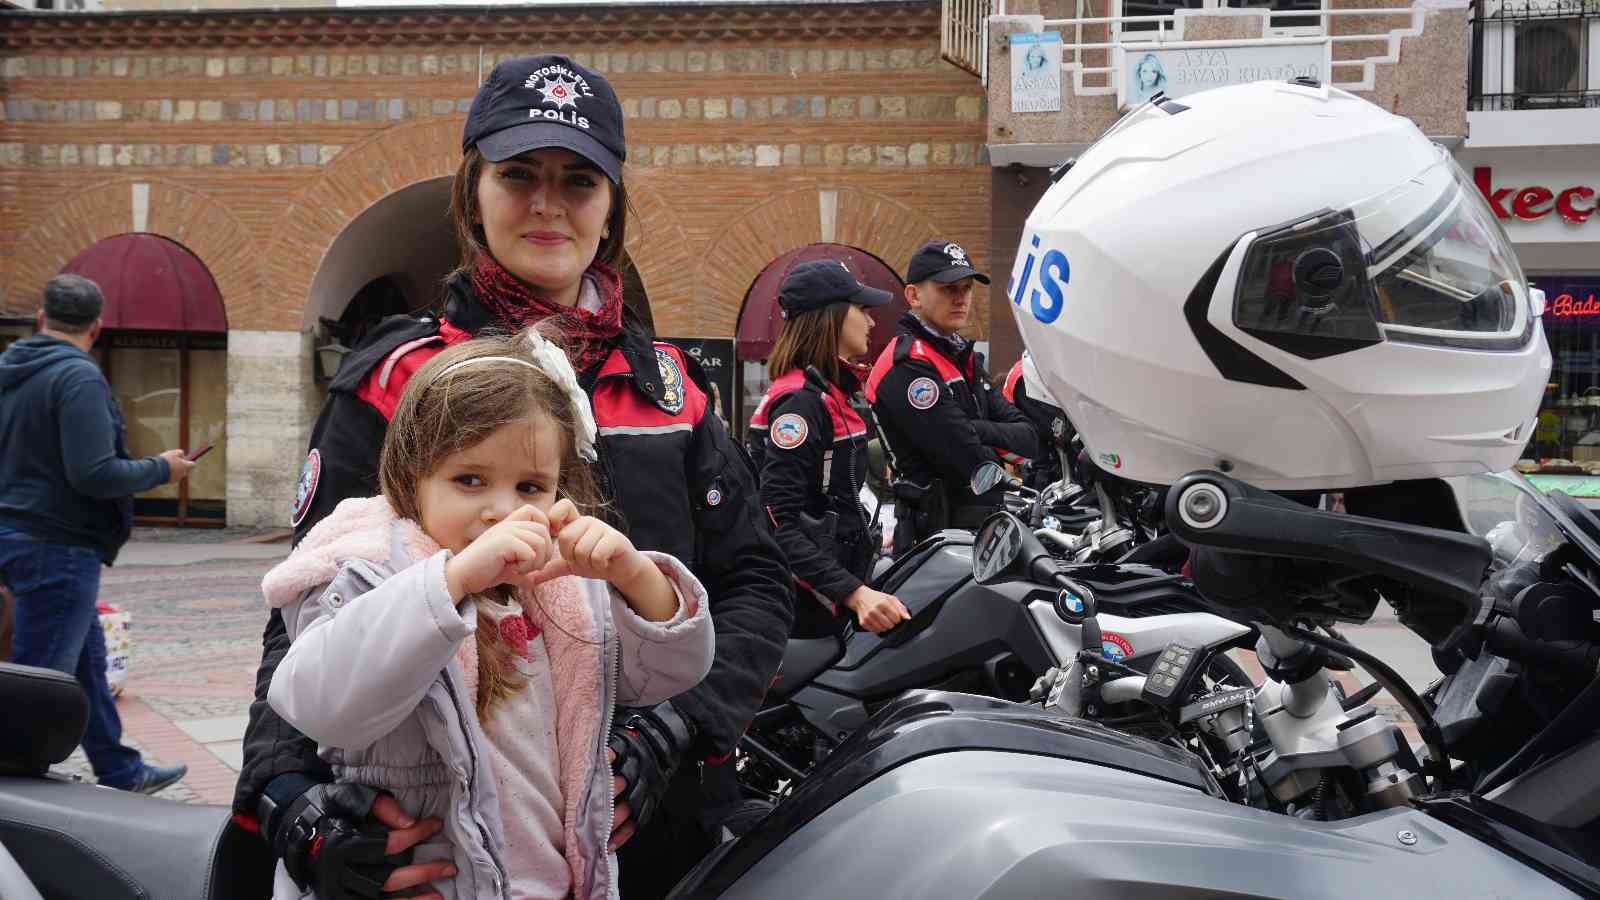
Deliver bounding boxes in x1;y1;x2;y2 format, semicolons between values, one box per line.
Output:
291;449;321;528
907;377;940;410
655;347;685;414
772;413;809;449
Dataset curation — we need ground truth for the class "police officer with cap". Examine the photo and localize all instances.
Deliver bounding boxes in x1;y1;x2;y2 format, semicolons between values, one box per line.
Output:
749;260;912;636
233;52;791;900
866;240;1040;554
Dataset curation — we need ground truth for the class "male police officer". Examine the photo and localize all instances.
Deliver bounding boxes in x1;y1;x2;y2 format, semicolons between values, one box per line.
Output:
866;241;1039;554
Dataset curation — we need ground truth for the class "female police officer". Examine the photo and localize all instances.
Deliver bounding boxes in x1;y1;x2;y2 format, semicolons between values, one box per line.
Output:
233;54;791;900
748;261;910;636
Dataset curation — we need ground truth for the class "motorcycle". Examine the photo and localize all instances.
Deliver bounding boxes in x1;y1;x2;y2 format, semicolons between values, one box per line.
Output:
0;662;273;899
676;469;1600;899
737;465;1258;800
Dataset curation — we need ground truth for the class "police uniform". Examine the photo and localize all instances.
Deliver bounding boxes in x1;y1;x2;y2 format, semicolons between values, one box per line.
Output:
236;53;792;900
747;260;892;638
866;243;1040;553
1003;354;1075;489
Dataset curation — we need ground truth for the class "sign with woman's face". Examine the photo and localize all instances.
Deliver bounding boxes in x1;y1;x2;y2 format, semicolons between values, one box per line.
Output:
1011;32;1063;114
1118;41;1329;110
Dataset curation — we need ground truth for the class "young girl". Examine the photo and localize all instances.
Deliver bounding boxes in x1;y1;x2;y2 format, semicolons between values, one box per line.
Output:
263;328;714;900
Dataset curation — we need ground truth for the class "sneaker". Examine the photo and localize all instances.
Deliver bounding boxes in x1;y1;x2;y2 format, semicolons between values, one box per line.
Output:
126;762;188;795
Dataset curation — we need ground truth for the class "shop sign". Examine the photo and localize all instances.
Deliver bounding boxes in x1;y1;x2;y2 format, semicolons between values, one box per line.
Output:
1116;40;1328;109
1011;32;1063;113
1550;292;1600;319
1474;167;1596;225
1536;278;1600;323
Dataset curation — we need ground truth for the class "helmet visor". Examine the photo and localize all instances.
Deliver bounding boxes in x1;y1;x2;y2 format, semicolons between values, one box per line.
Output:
1233;146;1531;353
1365;157;1528;345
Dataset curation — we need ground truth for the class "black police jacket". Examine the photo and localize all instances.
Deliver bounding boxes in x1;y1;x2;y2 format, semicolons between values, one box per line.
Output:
865;314;1040;523
748;366;873;638
235;273;793;814
1003;359;1074;489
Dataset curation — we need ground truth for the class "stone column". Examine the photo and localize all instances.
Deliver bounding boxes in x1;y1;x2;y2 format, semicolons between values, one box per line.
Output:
226;330;320;528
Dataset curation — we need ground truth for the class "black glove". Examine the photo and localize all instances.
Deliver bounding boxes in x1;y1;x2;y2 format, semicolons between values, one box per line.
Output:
260;781;411;899
608;702;697;829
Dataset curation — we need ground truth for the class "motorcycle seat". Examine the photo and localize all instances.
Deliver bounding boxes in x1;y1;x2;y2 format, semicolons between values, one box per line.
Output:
772;637;844;701
0;662;273;899
0;775;272;900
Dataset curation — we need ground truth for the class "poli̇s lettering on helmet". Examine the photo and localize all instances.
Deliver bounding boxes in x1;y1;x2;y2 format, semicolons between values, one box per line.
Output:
1008;80;1551;492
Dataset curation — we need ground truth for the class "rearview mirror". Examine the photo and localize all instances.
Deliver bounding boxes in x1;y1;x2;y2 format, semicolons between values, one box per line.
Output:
973;512;1026;584
971;462;1008;496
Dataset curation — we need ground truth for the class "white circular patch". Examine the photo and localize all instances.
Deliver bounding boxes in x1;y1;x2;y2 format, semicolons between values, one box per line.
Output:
907;377;940;410
291;449;321;528
771;413;809;450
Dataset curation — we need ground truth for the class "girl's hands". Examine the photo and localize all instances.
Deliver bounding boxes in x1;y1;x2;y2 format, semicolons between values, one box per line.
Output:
444;505;553;601
533;500;678;621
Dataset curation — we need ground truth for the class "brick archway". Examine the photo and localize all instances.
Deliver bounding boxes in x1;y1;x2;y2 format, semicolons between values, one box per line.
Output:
268;118;694;335
264;118;463;332
7;179;256;326
694;186;964;337
621;177;695;336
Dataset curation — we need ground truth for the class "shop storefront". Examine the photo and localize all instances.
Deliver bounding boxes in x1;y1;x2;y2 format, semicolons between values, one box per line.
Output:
60;233;230;525
1462;147;1600;498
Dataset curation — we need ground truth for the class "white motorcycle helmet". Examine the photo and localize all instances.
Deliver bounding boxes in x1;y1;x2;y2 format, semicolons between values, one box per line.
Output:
1010;80;1550;491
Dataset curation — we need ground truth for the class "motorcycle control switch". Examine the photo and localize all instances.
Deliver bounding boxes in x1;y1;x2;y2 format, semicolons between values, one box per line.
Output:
1142;642;1203;708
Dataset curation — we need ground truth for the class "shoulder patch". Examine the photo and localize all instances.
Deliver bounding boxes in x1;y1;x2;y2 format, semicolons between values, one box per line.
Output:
291;449;321;528
907;377;940;410
654;346;685;415
771;413;809;450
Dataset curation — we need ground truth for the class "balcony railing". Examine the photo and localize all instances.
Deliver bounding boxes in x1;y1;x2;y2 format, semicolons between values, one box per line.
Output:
943;0;996;79
1471;0;1600;110
1038;6;1427;97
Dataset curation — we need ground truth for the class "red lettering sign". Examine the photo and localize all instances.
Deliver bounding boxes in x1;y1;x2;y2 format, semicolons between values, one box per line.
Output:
1475;167;1596;224
1557;187;1597;225
1550;293;1600;318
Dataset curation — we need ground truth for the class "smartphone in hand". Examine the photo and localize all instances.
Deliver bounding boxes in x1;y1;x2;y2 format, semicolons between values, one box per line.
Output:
185;442;214;462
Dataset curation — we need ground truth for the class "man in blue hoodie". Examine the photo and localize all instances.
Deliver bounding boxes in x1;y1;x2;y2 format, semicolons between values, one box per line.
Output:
0;274;195;794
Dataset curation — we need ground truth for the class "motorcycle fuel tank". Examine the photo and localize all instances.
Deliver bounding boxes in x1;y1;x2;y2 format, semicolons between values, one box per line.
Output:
675;692;1579;900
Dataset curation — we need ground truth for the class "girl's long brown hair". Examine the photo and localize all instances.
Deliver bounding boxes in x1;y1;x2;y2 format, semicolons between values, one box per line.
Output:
380;327;602;717
448;146;630;281
767;302;850;384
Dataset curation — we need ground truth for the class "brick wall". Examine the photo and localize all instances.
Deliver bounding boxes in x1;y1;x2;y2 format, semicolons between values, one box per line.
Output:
0;3;995;526
0;3;995;339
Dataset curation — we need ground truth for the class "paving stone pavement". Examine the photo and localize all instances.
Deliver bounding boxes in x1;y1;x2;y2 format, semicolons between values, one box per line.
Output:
44;538;1433;806
48;544;287;807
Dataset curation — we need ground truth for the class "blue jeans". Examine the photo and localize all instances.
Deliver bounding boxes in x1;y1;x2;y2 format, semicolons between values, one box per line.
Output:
0;527;143;788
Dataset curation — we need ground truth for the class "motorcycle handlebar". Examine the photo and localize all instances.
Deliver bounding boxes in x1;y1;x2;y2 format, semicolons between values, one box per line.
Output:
1485;618;1600;681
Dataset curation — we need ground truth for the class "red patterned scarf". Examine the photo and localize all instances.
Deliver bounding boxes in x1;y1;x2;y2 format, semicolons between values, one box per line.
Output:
470;255;625;374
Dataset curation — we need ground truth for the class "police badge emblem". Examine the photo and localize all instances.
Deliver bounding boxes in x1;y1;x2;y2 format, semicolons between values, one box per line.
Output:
290;449;321;528
654;347;685;414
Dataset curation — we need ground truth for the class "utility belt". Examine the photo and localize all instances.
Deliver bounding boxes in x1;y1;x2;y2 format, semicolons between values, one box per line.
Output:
890;480;996;556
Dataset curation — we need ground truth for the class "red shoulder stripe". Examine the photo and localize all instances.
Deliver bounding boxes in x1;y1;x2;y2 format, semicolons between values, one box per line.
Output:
354;320;472;422
748;369;808;430
864;338;901;404
1003;359;1023;403
907;339;965;384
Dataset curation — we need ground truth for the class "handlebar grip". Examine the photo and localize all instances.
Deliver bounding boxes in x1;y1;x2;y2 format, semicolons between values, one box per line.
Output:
1485;618;1600;681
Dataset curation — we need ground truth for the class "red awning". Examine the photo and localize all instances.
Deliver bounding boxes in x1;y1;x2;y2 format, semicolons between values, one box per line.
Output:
735;243;907;362
60;234;227;333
